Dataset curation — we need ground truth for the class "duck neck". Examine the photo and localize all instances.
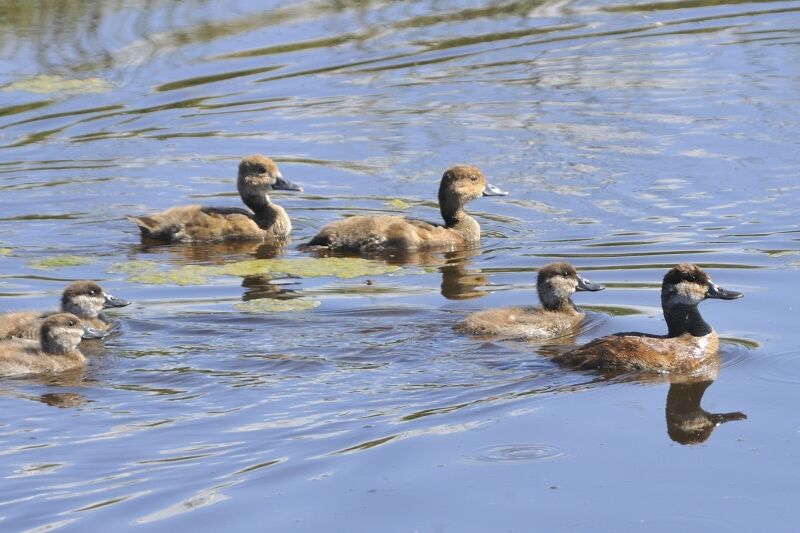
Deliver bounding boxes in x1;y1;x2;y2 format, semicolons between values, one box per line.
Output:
41;335;71;356
539;292;577;313
661;299;712;337
242;190;271;214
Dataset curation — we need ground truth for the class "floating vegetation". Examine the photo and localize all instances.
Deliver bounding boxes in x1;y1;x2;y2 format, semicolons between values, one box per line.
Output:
29;255;93;270
0;248;11;256
213;258;400;279
233;298;320;313
3;74;111;95
385;198;411;210
110;257;401;286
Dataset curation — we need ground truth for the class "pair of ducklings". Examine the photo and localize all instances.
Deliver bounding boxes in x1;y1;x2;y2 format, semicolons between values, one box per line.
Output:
129;154;507;251
0;282;130;375
458;262;742;373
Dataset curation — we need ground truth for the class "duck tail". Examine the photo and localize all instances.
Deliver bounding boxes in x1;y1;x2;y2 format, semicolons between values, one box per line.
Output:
297;234;331;251
127;215;181;241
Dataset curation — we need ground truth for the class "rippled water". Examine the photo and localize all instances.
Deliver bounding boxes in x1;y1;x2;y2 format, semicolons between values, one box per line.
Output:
0;0;798;530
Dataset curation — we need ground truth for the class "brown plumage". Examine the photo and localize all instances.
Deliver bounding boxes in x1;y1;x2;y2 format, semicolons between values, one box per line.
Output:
302;165;507;253
0;313;105;376
129;155;302;243
0;281;130;340
554;264;743;373
455;262;605;341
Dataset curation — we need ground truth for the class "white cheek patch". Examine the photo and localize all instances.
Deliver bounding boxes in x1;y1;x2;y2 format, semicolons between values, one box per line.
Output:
668;281;704;305
66;295;103;317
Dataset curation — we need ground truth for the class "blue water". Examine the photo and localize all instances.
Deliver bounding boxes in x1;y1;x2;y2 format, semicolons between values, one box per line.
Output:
0;0;799;530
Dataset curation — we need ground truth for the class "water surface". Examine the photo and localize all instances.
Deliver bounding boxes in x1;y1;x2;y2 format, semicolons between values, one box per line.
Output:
0;0;798;530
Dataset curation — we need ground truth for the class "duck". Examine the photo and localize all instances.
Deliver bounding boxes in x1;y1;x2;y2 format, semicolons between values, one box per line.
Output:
455;262;605;340
553;264;743;373
0;281;130;340
302;165;507;253
0;313;106;376
130;155;302;243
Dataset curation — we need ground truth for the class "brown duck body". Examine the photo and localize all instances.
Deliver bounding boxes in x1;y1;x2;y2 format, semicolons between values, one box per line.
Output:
308;214;479;253
554;264;742;373
457;306;585;340
304;165;506;253
132;204;291;243
0;339;86;375
0;313;105;376
455;262;604;341
130;155;300;243
554;331;720;373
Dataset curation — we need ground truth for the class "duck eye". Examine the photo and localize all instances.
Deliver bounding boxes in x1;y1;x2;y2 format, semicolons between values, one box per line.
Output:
256;165;267;174
89;290;97;296
68;321;75;326
686;275;696;282
470;176;478;182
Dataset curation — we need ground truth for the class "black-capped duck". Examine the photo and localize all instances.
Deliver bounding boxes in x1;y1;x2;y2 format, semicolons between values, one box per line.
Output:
0;281;130;340
302;165;507;252
554;264;742;373
130;155;302;243
0;313;105;376
455;262;605;340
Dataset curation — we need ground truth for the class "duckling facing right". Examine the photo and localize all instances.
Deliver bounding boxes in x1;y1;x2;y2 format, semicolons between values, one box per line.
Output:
0;281;130;340
0;313;105;376
553;264;743;373
455;262;605;340
302;165;507;253
129;155;302;243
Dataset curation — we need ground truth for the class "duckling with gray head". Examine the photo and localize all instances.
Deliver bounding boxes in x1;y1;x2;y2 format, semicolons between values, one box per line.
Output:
0;313;105;376
553;264;743;373
302;165;507;253
130;155;302;243
0;281;130;340
455;262;605;341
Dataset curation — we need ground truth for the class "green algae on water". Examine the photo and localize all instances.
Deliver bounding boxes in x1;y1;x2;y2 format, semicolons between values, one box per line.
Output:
110;257;400;286
233;298;320;313
212;258;400;279
385;198;411;210
0;248;12;256
29;255;93;270
3;74;110;95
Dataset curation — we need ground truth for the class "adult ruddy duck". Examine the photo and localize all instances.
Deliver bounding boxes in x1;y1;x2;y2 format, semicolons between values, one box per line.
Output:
553;264;743;373
130;155;302;243
302;165;507;253
0;281;130;340
455;262;605;340
0;313;105;376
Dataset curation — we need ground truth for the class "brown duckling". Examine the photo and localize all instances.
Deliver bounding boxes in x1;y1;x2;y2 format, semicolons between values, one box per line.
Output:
455;262;605;340
130;155;302;243
0;281;130;340
553;264;743;373
302;165;507;252
0;313;105;376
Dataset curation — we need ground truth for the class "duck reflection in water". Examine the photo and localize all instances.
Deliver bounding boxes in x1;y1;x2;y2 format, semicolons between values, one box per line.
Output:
665;378;746;445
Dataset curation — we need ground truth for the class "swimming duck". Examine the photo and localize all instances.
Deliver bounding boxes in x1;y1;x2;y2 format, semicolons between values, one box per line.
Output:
0;313;105;376
0;281;130;340
455;262;605;340
302;165;507;252
130;155;302;243
553;264;742;373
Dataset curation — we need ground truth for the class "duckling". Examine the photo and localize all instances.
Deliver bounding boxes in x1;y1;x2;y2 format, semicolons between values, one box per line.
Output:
0;281;130;340
130;155;302;243
302;165;507;252
455;262;605;340
0;313;105;376
553;264;743;373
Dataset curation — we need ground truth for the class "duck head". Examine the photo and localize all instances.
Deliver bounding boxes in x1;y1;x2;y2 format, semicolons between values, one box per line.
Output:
537;262;605;311
661;264;743;308
438;165;507;225
40;313;106;355
237;155;302;212
62;281;131;318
